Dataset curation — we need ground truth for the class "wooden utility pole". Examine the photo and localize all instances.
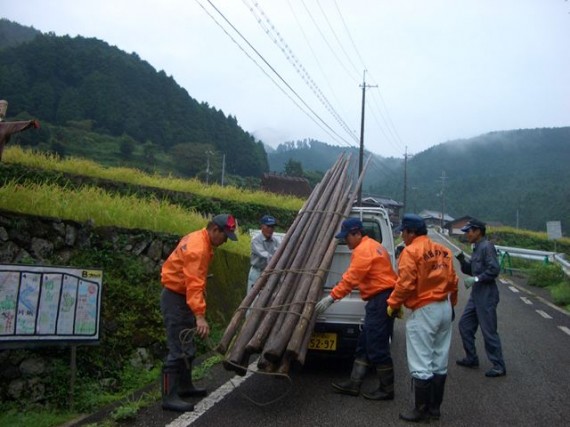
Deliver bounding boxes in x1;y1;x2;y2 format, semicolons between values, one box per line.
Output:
402;146;411;217
357;71;377;205
439;171;447;229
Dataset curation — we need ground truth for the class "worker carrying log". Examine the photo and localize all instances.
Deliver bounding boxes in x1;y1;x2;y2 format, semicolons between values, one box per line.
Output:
315;217;398;400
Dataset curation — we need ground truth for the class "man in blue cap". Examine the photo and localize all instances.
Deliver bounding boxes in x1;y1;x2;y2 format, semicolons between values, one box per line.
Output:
455;218;506;378
247;215;282;292
315;217;398;400
388;213;458;422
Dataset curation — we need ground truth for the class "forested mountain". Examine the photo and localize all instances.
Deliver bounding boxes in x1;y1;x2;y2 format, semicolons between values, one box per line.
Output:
0;20;267;177
268;128;570;233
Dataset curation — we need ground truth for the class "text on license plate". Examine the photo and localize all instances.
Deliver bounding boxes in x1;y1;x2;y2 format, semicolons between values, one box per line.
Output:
308;332;337;351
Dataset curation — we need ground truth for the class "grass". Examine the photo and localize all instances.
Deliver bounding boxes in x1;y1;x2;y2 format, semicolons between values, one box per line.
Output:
3;145;305;211
0;180;251;256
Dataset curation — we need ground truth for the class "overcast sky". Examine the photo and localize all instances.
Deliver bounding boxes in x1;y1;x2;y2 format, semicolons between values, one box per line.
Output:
2;0;569;158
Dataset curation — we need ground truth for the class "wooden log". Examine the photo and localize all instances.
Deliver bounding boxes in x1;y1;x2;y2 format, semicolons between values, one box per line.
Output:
261;163;352;363
249;157;349;360
286;155;373;363
221;156;344;369
216;182;316;354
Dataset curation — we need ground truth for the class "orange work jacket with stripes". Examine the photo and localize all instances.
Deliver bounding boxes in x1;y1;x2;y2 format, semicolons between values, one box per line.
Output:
387;235;458;311
161;228;213;317
330;235;397;301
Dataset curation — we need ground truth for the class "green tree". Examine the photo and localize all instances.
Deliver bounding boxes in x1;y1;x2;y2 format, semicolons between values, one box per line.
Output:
284;158;304;177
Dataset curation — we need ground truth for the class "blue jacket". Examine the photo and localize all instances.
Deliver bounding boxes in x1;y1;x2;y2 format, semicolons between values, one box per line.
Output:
459;237;500;284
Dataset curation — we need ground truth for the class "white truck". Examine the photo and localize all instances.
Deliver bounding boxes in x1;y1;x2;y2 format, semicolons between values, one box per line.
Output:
308;206;396;357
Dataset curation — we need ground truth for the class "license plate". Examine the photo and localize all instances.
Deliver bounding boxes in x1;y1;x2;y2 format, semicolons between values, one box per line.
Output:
308;332;337;351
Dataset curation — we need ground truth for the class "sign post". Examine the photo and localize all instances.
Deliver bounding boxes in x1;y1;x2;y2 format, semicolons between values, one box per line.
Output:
546;221;562;253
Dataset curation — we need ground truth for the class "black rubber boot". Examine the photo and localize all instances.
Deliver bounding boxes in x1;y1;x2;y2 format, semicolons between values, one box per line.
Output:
331;359;369;396
362;363;394;400
429;374;447;420
161;365;195;412
399;378;432;423
178;359;207;398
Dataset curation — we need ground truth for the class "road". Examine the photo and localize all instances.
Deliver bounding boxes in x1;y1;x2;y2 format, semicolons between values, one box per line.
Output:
101;233;570;427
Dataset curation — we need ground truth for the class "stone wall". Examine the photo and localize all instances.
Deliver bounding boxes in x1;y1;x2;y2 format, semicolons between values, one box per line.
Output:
0;209;248;405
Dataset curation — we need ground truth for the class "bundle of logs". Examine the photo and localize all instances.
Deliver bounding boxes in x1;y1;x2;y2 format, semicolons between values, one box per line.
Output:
216;154;368;375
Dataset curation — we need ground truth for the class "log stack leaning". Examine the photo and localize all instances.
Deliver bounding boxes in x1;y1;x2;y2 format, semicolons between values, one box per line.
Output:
216;154;367;375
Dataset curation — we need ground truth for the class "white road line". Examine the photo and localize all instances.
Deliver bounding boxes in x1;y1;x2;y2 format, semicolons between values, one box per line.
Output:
167;361;258;427
520;297;532;305
558;326;570;336
536;310;553;319
508;286;519;293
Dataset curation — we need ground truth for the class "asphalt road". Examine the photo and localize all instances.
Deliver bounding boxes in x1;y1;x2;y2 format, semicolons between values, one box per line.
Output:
79;233;570;427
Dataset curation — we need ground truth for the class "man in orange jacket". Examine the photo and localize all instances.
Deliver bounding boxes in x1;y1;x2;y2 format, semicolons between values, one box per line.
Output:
315;217;398;400
160;214;237;412
387;214;458;423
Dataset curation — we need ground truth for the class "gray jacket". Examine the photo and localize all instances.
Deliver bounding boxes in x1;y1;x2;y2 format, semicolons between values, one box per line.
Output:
459;237;500;284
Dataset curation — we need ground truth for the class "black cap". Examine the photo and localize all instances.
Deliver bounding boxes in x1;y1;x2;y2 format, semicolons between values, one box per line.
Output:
460;218;486;233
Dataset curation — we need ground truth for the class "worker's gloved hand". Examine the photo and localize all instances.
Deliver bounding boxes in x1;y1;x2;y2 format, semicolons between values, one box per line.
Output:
315;295;334;315
455;251;465;262
464;277;476;289
387;305;403;319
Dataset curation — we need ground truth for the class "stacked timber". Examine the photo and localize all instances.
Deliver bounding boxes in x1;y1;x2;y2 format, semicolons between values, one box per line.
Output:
216;154;368;375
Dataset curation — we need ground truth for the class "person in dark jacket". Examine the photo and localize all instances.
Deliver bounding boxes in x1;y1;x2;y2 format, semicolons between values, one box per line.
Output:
455;218;506;377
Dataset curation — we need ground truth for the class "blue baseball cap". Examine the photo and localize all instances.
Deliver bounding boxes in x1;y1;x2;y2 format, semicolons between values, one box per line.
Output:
395;213;426;233
335;218;364;239
260;215;277;226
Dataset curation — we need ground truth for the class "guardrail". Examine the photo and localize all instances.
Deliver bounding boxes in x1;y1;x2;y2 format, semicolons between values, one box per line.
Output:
495;245;570;276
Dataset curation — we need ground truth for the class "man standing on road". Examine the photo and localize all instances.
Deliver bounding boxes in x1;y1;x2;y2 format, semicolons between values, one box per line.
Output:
387;214;458;423
247;214;281;292
315;217;398;401
455;218;507;378
160;214;238;412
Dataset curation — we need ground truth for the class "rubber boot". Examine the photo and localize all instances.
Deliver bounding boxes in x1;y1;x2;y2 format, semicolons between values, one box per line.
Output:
178;359;207;398
362;363;394;400
331;359;369;396
399;378;431;423
429;374;447;420
161;366;194;412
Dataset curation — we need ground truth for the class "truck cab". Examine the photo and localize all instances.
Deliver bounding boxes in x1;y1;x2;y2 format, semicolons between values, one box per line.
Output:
308;206;396;357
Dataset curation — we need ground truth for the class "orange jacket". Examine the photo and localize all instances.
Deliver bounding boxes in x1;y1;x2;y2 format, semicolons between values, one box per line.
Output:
161;228;213;316
387;235;458;311
331;236;397;301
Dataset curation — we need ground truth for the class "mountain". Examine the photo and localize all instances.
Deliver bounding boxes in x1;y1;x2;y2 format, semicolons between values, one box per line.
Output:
0;19;267;178
268;128;570;233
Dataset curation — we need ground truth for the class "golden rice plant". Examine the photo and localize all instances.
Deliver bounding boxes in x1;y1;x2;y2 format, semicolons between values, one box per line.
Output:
3;146;304;210
0;180;250;256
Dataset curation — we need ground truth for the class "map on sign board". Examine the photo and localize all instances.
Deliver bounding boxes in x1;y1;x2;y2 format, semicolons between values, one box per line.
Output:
0;264;102;344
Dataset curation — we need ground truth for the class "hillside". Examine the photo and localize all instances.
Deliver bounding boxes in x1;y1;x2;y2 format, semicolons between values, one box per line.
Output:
0;20;267;178
268;129;570;234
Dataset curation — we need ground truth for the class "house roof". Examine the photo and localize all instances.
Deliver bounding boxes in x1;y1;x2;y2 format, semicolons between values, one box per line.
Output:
419;209;454;222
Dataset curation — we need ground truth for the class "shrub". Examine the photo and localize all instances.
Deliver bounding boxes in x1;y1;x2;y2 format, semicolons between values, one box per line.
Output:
527;263;566;288
550;281;570;307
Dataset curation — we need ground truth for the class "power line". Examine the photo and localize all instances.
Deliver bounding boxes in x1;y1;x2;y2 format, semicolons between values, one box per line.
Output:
244;0;358;144
196;0;355;147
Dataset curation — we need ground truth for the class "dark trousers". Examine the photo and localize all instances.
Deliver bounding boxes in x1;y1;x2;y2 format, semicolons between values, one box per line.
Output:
160;288;196;365
355;289;394;365
458;283;505;370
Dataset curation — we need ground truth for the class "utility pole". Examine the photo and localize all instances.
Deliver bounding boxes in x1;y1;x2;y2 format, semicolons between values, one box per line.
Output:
205;151;214;185
438;171;447;230
402;146;412;218
221;153;226;187
357;70;377;205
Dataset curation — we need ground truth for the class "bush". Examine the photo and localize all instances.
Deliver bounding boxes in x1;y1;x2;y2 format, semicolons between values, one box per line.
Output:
550;282;570;307
527;263;566;288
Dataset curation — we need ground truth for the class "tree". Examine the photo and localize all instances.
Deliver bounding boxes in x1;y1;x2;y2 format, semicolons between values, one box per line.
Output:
284;158;304;177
